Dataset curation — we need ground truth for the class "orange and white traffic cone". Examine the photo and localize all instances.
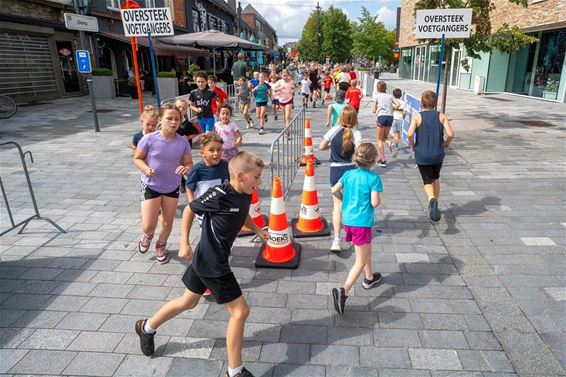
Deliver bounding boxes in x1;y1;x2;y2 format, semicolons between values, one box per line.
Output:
255;177;301;269
238;188;268;237
291;162;331;238
300;117;321;166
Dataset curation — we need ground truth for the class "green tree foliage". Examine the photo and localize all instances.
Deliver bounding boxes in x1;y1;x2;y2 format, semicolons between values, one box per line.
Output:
352;7;396;62
296;11;321;62
321;6;353;62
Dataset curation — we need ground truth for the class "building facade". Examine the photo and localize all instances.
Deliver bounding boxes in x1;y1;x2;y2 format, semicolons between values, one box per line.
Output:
241;4;278;66
398;0;566;103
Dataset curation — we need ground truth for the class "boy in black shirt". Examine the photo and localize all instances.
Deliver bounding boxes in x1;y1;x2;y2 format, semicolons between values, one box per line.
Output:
136;151;270;377
189;71;219;133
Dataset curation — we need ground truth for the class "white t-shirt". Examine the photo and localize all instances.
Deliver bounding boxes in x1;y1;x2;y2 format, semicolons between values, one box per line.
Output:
393;99;406;120
372;92;394;117
300;79;311;95
338;72;351;83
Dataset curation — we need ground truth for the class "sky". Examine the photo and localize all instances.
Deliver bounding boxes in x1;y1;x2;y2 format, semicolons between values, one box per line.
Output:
241;0;401;44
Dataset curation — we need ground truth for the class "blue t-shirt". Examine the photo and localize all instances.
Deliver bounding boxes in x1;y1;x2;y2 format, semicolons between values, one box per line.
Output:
132;131;144;147
339;168;383;227
186;160;229;199
330;103;347;127
254;83;270;103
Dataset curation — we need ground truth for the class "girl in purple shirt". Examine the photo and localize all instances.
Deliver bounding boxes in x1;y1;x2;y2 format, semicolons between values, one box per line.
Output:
134;104;193;264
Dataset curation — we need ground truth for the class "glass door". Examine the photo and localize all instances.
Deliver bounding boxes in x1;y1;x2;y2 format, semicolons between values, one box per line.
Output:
56;41;80;93
450;49;461;87
413;46;426;81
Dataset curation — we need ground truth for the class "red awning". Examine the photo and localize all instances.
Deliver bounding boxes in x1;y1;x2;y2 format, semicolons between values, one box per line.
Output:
100;32;212;57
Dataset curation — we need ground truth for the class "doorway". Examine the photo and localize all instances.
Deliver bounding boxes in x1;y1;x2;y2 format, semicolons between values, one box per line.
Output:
450;49;461;87
413;45;427;81
56;41;80;93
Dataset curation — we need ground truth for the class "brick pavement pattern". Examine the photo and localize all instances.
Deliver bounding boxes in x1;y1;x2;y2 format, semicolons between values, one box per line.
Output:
1;73;565;376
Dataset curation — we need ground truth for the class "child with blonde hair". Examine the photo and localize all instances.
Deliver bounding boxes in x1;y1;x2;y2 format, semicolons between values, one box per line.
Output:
319;106;362;252
132;105;158;150
331;143;383;315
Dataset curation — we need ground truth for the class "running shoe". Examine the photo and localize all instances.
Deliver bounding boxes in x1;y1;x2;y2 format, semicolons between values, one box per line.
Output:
332;287;347;315
138;234;152;253
389;143;398;158
377;159;387;168
155;241;170;264
259;128;265;135
330;240;342;253
224;367;255;377
135;319;155;356
429;198;441;222
362;273;382;289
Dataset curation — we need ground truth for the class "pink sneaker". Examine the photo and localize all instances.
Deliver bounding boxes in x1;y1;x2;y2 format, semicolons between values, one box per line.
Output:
155;241;169;264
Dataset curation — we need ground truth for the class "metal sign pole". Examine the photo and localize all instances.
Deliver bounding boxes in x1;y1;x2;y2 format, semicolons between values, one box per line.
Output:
147;32;161;108
435;33;445;105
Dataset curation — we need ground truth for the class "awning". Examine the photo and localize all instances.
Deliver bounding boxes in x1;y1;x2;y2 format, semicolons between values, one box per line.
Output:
99;32;212;57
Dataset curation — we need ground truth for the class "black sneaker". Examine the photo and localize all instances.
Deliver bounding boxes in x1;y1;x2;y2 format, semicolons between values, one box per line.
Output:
377;159;387;168
362;273;382;289
135;319;155;356
225;367;255;377
332;287;347;315
429;198;441;222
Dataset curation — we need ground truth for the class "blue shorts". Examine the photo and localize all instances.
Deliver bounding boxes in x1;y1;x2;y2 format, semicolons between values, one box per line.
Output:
256;101;268;107
330;164;355;186
392;118;403;133
377;115;394;128
198;117;215;133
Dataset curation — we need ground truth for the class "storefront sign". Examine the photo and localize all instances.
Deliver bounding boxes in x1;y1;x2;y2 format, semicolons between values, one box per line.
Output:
120;7;174;37
415;8;472;39
64;13;99;33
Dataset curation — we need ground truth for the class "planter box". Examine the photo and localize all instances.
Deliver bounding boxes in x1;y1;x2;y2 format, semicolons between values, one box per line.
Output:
92;76;115;99
158;77;178;102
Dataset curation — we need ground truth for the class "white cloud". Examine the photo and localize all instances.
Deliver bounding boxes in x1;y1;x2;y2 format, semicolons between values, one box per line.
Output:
376;6;397;30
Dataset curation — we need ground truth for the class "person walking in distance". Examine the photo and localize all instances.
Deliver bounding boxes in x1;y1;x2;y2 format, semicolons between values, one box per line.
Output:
136;151;270;377
331;143;383;315
407;90;454;222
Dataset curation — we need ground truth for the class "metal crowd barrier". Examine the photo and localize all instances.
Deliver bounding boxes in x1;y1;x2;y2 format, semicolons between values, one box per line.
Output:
269;107;306;199
0;141;66;237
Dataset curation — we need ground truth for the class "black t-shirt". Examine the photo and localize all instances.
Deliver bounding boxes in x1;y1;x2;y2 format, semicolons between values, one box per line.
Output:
188;88;218;119
176;118;200;148
190;182;251;277
309;69;320;87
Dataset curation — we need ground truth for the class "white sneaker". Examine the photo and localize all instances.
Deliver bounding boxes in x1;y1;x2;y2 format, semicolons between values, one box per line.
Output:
330;240;342;253
259;128;265;135
246;122;252;129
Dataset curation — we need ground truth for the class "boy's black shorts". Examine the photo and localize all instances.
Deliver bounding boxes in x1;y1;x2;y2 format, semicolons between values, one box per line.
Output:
417;163;443;184
182;264;242;304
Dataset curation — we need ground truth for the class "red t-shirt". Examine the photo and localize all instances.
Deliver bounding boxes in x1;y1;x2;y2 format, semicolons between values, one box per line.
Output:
345;87;362;109
323;76;333;90
211;87;228;114
349;71;357;80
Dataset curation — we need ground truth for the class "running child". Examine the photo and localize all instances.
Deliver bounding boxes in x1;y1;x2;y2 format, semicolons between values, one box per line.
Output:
251;72;271;135
345;79;363;113
300;72;312;108
214;104;242;161
319;106;362;253
272;69;295;139
189;71;219;133
371;80;399;167
407;90;454;222
308;64;321;107
269;73;280;121
391;88;406;151
322;70;333;105
134;104;193;264
236;77;253;129
135;151;270;377
132;105;158;150
175;98;201;149
325;89;347;128
331;143;383;315
208;75;229;121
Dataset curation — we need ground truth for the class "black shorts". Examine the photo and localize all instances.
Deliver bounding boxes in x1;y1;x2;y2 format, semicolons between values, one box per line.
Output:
256;101;268;107
377;115;394;128
330;165;355;186
182;264;242;304
272;98;280;105
310;84;320;91
417;163;443;184
141;183;180;201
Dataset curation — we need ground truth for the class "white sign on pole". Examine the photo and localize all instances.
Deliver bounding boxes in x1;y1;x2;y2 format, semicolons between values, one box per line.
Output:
64;13;99;32
415;8;472;39
120;7;174;37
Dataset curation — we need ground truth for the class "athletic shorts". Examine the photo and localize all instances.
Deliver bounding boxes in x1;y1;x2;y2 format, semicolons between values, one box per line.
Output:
198;116;215;133
140;183;180;201
344;225;372;246
301;93;310;98
271;98;280;105
256;101;268;107
310;84;320;91
279;99;293;106
324;87;332;92
377;115;394;128
239;102;250;113
182;264;242;304
329;164;355;186
417;163;443;185
392;118;403;133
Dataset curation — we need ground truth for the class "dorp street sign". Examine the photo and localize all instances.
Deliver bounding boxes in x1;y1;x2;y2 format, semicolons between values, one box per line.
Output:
415;8;472;39
64;13;99;32
120;7;174;37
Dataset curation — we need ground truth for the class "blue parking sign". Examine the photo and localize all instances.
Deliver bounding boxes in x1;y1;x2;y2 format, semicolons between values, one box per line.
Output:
76;50;91;73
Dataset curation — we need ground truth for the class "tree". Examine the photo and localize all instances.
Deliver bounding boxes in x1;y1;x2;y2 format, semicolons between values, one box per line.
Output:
296;11;321;62
321;6;353;62
352;7;396;63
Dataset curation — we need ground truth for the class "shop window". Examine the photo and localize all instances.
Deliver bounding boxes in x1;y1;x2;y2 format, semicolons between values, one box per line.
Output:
106;0;120;10
192;9;200;32
145;0;156;7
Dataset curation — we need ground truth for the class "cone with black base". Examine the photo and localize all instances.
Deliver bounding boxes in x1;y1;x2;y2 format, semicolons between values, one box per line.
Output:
300;117;321;166
291;162;331;238
239;188;268;237
255;177;301;269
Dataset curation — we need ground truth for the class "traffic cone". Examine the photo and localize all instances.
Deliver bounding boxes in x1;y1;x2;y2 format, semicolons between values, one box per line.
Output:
255;177;301;269
300;117;321;166
291;162;331;238
238;188;268;237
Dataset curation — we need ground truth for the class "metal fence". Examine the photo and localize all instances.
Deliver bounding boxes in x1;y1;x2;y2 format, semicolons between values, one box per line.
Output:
0;141;66;236
269;107;306;199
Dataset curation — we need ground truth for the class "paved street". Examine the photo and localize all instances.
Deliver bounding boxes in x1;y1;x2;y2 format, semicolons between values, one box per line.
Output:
1;73;565;377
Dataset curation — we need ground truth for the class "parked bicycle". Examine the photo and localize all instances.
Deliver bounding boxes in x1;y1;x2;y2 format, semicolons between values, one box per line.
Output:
0;95;17;119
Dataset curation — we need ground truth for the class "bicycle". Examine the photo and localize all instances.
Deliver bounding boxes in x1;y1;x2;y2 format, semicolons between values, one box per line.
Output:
0;95;17;119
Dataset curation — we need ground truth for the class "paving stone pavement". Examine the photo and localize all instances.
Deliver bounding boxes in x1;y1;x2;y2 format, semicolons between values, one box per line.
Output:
0;73;565;377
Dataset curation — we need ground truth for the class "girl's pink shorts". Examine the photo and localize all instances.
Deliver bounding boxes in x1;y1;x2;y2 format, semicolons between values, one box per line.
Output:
344;225;372;246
